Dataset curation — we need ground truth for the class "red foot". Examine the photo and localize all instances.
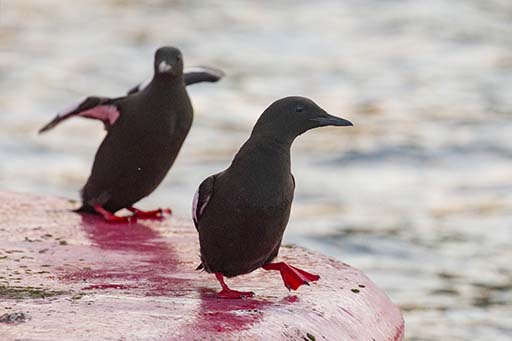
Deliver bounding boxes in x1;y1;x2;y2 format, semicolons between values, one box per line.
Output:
93;205;136;224
262;262;320;290
127;207;172;219
215;273;254;299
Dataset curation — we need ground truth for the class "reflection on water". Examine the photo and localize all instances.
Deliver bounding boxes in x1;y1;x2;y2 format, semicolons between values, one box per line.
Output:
1;0;511;339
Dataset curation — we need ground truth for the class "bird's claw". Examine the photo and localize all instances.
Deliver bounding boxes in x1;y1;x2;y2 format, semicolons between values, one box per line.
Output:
214;272;254;299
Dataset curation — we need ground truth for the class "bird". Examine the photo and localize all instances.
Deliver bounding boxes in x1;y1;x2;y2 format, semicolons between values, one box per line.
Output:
39;46;224;223
192;96;353;298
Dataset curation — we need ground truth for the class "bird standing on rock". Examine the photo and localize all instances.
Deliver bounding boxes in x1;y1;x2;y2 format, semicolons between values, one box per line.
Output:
40;47;224;222
193;96;353;298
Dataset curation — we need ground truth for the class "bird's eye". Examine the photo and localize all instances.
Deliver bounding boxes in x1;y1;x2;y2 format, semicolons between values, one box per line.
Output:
176;55;182;62
296;106;304;113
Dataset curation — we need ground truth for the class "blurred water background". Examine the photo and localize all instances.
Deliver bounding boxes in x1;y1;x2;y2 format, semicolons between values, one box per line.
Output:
1;0;511;339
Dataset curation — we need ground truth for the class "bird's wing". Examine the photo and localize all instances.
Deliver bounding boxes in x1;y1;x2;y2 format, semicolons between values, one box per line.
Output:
183;66;225;85
38;96;121;134
126;66;225;95
192;174;216;229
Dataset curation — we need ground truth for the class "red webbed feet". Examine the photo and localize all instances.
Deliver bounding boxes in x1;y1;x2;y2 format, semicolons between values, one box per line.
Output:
262;262;320;290
93;205;136;224
92;205;171;223
127;207;172;219
215;273;254;299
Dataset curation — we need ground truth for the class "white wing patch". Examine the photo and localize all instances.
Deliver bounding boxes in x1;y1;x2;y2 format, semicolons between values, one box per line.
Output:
192;184;212;226
192;187;200;225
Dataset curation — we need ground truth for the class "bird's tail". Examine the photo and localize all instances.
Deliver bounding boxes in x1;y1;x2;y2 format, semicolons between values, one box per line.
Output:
74;204;96;214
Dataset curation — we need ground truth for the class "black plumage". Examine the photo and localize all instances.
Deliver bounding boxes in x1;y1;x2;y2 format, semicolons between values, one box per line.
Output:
40;47;223;222
193;96;353;298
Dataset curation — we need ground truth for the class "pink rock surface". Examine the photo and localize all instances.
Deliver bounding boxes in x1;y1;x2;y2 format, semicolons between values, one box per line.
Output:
0;191;404;340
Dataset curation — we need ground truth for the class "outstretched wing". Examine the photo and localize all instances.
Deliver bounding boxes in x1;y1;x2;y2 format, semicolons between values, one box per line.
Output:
183;66;225;85
38;96;120;134
126;66;225;95
192;175;216;229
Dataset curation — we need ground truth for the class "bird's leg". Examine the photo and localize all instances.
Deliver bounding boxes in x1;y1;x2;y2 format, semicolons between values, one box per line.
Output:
127;207;172;219
93;205;136;223
262;262;320;290
214;273;254;299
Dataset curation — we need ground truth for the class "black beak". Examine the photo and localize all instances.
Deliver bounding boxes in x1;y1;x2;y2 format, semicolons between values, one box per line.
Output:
311;112;353;127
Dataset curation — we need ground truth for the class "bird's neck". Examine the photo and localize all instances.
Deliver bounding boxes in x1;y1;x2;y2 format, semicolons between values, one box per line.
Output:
148;74;184;93
250;126;296;147
253;133;294;150
232;133;292;170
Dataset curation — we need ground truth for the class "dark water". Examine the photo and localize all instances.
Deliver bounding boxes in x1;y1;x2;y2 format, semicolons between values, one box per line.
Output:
1;1;511;339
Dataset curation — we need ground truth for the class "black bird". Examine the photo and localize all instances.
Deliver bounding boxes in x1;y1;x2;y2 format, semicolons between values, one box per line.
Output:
40;47;224;222
192;96;353;298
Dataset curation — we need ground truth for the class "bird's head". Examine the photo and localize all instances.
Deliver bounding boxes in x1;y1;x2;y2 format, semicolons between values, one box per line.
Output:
252;96;353;141
154;46;183;78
